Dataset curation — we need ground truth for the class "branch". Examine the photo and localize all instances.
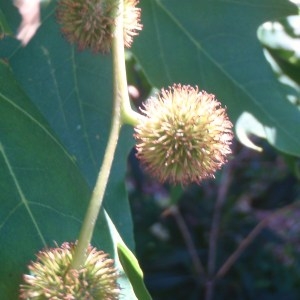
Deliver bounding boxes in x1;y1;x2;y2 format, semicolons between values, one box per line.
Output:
215;201;300;279
205;163;232;300
165;205;205;278
71;0;125;269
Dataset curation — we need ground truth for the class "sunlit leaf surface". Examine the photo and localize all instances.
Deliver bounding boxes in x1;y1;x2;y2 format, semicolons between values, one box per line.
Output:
132;0;300;156
0;1;135;298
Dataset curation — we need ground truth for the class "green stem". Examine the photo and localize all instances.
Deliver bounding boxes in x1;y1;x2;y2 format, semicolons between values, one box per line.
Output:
71;0;129;269
117;42;140;125
122;105;142;126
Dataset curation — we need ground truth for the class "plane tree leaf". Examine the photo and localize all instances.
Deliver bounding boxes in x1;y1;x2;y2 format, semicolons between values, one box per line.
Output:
0;60;108;297
0;0;135;244
0;1;136;298
132;0;300;157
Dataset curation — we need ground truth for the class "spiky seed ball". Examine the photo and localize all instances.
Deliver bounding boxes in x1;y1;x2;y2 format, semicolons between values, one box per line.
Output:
20;242;120;300
123;0;142;48
134;84;233;185
56;0;117;53
56;0;142;53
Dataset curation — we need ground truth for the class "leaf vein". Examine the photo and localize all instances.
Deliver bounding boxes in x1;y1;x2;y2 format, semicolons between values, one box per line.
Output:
71;47;97;171
0;143;47;246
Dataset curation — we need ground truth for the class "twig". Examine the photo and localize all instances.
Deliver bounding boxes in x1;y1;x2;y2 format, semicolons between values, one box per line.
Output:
215;201;300;279
164;205;206;278
205;164;233;300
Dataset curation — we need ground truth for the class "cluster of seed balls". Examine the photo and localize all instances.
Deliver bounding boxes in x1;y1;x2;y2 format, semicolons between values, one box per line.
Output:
19;1;143;299
56;0;233;185
20;0;234;298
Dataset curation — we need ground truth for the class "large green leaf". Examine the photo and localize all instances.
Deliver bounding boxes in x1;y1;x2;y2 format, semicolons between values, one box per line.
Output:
0;1;137;298
0;60;109;297
0;60;137;299
0;1;134;244
132;0;300;157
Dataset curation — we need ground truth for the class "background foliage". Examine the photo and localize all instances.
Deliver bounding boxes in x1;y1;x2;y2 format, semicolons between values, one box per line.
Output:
0;0;300;299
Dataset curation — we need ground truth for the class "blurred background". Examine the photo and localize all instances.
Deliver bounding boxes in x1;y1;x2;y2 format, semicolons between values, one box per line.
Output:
126;54;300;300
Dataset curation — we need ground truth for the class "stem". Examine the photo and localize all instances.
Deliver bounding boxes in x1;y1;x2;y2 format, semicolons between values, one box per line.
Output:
71;98;121;270
122;97;142;126
114;7;140;127
71;0;127;269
